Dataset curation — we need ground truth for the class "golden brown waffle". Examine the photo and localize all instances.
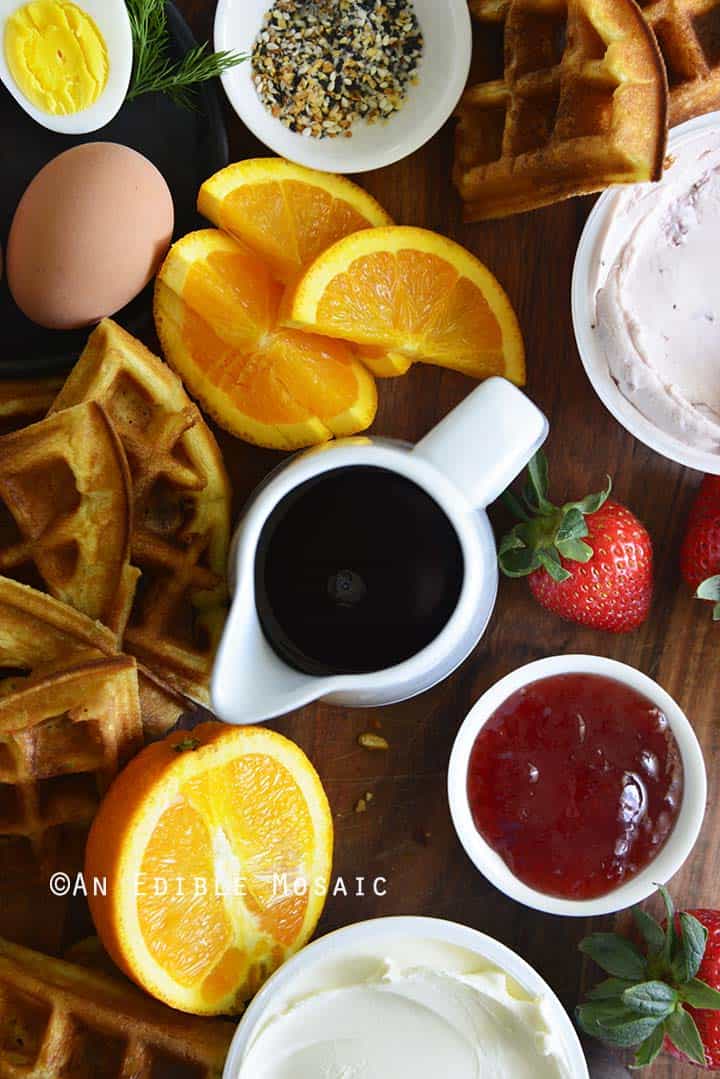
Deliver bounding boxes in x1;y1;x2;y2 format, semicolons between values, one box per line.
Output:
51;320;231;704
0;378;64;435
0;657;142;862
0;402;139;638
640;0;720;125
455;0;668;219
0;575;189;739
0;936;234;1077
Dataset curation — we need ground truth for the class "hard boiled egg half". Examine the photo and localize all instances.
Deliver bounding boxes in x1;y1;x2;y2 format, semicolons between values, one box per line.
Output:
0;0;132;133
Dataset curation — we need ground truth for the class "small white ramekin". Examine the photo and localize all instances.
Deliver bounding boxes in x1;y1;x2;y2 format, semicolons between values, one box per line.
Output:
214;0;472;173
572;112;720;474
222;916;589;1078
448;655;707;918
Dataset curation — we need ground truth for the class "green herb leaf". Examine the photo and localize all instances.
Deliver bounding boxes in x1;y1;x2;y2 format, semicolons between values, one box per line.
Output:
576;1001;661;1048
623;981;678;1019
586;977;635;1001
633;907;666;958
580;933;648;981
665;1007;706;1066
673;913;708;983
696;576;720;620
632;1023;665;1068
681;978;720;1010
657;885;676;965
126;0;246;108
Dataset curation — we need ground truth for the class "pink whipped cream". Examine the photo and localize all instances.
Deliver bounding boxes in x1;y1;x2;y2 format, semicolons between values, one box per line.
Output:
593;129;720;453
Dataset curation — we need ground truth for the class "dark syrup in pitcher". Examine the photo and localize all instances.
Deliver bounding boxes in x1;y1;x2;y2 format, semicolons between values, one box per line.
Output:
255;466;465;675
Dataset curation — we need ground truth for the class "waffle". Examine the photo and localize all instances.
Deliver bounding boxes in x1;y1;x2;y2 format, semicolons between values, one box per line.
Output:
455;0;668;219
0;378;64;435
0;402;139;638
0;575;188;739
0;657;142;870
51;320;231;703
640;0;720;125
0;937;234;1077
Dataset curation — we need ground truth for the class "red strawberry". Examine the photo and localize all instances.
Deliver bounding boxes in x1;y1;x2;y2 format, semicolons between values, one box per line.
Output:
681;476;720;621
665;910;720;1069
578;887;720;1070
499;452;653;633
681;476;720;590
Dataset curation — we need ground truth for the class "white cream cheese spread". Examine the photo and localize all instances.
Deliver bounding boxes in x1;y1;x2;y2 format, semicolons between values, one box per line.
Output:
593;129;720;453
235;941;572;1078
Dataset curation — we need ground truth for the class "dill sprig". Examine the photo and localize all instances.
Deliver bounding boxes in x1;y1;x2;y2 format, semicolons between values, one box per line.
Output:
126;0;246;109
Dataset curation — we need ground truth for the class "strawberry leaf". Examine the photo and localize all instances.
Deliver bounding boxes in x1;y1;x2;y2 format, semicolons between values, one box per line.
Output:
633;908;665;958
501;490;531;522
587;978;635;1001
526;452;554;515
556;538;594;563
564;475;612;517
556;507;589;543
672;913;708;983
632;1023;665;1068
623;981;678;1019
538;548;572;583
681;978;720;1010
576;1001;661;1048
657;885;676;964
665;1007;706;1066
697;576;720;621
580;933;648;981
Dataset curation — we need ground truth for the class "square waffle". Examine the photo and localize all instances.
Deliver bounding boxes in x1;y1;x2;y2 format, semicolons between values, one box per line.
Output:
51;320;231;704
0;937;234;1077
0;402;139;639
0;653;142;954
640;0;720;125
455;0;668;219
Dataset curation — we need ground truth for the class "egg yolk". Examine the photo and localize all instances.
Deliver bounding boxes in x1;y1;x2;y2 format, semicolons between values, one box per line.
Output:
4;0;109;115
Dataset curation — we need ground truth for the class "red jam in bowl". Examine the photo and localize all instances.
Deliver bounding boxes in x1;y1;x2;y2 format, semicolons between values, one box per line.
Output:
466;673;684;900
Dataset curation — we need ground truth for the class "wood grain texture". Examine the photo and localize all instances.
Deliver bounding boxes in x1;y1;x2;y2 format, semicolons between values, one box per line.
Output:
179;5;716;1075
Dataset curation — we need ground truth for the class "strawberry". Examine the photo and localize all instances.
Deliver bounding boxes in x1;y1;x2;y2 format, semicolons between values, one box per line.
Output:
680;475;720;620
577;887;720;1070
498;452;653;633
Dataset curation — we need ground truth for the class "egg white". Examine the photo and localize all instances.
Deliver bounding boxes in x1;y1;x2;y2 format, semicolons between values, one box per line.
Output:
0;0;133;134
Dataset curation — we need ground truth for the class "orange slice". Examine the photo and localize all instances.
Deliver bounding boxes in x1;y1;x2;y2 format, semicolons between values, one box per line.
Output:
284;226;526;383
154;229;378;450
85;722;333;1016
198;158;393;284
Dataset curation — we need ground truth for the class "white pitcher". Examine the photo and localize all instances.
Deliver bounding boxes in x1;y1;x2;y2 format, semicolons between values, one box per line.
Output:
211;378;548;725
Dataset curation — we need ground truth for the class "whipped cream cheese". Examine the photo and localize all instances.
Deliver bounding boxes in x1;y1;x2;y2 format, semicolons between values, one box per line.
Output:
234;940;572;1079
593;129;720;453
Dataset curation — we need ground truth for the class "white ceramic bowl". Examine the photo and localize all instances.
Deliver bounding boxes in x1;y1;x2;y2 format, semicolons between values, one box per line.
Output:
448;655;707;917
222;916;589;1078
572;113;720;474
214;0;472;173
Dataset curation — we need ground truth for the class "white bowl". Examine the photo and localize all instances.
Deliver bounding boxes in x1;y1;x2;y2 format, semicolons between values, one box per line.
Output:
448;655;707;918
214;0;472;173
572;113;720;474
222;916;589;1078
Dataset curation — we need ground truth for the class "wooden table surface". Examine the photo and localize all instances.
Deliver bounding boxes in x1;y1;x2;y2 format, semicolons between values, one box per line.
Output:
178;3;719;1075
133;3;720;1074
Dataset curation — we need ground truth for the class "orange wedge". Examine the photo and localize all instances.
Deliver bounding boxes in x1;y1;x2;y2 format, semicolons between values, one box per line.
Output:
85;722;333;1016
284;226;526;383
154;229;378;450
198;158;393;284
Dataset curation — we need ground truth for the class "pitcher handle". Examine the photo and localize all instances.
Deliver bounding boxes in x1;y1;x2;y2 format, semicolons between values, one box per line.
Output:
413;378;549;509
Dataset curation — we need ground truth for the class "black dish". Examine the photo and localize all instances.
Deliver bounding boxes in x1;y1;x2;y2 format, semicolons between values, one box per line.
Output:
0;3;229;378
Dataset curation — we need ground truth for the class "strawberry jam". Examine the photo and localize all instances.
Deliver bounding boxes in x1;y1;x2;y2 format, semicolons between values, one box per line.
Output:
467;673;683;900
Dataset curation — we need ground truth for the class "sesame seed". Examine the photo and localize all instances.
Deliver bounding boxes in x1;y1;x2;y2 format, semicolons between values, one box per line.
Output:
251;0;424;139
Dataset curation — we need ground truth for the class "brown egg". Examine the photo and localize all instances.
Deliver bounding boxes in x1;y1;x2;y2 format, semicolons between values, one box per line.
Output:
7;143;174;330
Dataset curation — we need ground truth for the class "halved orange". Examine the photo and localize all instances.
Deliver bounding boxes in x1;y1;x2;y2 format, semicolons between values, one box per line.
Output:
85;722;333;1016
198;158;393;283
154;229;378;450
283;226;526;383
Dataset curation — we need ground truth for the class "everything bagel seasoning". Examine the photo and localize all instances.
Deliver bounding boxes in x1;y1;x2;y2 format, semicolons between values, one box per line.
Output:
251;0;424;138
